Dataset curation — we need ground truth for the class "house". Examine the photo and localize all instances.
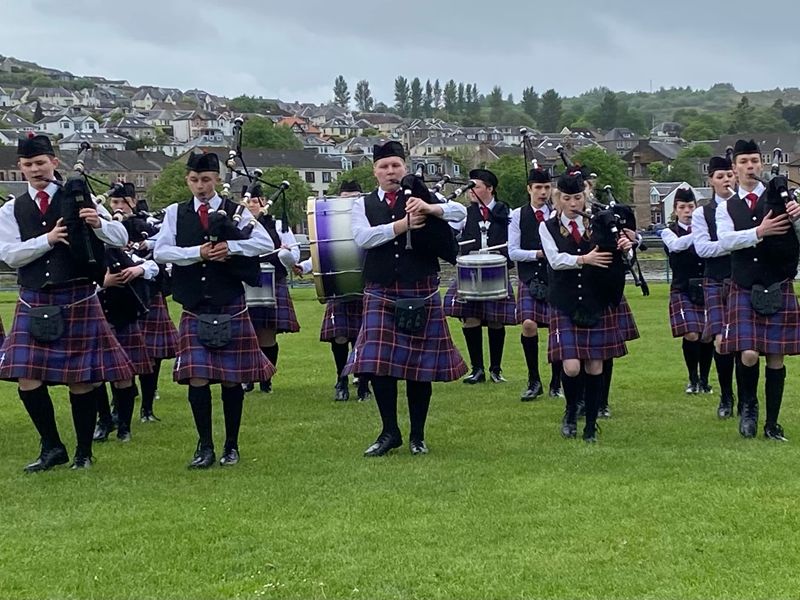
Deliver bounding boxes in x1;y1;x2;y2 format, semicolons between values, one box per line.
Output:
170;110;223;142
598;127;640;156
104;115;157;140
131;87;178;110
1;112;36;132
355;112;405;135
9;88;29;107
651;122;683;139
36;107;101;136
59;131;128;151
27;87;78;107
0;87;10;108
183;89;226;111
300;134;338;155
622;139;683;176
409;136;479;157
320;117;363;139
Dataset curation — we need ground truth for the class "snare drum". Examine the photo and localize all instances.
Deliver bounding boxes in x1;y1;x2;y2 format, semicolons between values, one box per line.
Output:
307;196;364;303
456;253;509;301
244;263;276;307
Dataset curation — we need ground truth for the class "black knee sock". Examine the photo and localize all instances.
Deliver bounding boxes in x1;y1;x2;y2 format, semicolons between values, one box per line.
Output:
70;388;98;457
682;338;700;383
601;359;614;410
112;385;137;432
188;384;213;448
331;341;349;377
221;385;244;450
95;383;112;423
370;376;399;437
520;334;540;383
765;366;786;426
584;373;604;433
549;361;562;391
698;342;714;383
736;359;759;409
462;326;484;371
487;327;506;372
261;344;278;381
139;373;157;413
407;381;432;442
19;385;63;450
714;351;735;398
561;372;583;421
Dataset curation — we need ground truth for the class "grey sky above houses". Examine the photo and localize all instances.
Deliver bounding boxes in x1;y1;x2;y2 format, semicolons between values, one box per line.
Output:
5;0;800;104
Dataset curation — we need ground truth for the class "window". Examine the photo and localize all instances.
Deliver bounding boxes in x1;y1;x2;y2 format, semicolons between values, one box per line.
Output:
62;121;71;129
427;163;437;175
427;146;432;154
322;172;331;183
453;164;460;175
136;174;146;187
305;172;316;183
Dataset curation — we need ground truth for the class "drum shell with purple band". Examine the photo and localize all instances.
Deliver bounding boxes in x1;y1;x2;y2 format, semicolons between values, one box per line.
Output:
139;291;178;360
243;263;276;308
547;305;627;362
668;290;706;338
320;298;363;342
701;278;731;340
454;253;509;301
516;279;549;327
112;321;153;376
443;279;517;324
247;279;300;334
307;196;364;303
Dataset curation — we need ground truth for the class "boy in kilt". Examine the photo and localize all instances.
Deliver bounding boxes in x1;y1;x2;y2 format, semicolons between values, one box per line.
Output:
540;170;632;442
717;139;800;441
692;156;737;418
242;184;301;394
0;134;134;471
661;188;715;394
345;141;467;456
508;166;562;400
154;152;275;468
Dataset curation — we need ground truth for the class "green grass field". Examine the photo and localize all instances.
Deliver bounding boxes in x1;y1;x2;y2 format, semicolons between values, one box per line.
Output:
2;284;800;600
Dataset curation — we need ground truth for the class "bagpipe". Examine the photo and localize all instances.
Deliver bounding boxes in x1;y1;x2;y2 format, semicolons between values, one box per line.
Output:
98;247;151;329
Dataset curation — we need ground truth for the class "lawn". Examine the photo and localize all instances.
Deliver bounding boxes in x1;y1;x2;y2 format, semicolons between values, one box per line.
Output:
1;284;799;600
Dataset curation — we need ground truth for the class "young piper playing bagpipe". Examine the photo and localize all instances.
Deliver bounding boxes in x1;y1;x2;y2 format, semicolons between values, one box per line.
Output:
661;188;714;395
539;170;633;442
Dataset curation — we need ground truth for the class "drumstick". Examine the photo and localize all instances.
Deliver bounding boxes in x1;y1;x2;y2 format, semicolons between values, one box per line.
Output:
477;243;508;253
458;239;477;246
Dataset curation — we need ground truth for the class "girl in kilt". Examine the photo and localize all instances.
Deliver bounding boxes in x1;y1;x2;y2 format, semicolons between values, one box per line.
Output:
540;170;632;442
717;139;800;441
154;152;275;468
344;141;467;456
661;188;715;395
692;155;737;418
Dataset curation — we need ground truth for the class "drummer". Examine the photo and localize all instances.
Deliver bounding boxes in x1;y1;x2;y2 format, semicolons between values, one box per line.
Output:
243;184;301;393
444;168;516;384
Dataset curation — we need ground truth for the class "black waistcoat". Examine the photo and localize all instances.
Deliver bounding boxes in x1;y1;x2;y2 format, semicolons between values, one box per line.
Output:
727;193;799;288
517;203;548;284
666;223;704;292
15;190;105;289
702;202;731;281
361;190;440;286
258;215;288;281
460;201;511;266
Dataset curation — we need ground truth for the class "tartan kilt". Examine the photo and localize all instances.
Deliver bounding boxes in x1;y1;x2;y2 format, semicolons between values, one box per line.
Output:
173;295;276;384
720;281;800;356
247;279;300;334
616;295;640;341
139;291;178;360
442;279;517;325
702;278;731;340
0;284;134;384
516;279;550;327
668;289;706;338
319;297;363;342
547;305;628;362
112;322;153;376
0;315;5;346
343;276;468;382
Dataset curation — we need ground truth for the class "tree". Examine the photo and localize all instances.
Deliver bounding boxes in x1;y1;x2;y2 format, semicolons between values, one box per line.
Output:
327;162;377;195
593;91;619;130
410;77;423;118
242;117;302;150
33;100;43;122
487;154;529;208
333;75;350;109
433;79;442;111
423;79;434;118
465;84;481;124
572;145;632;202
154;127;170;145
521;87;539;123
443;80;458;116
781;104;800;129
488;85;504;123
354;80;374;112
751;107;791;133
539;89;562;132
457;82;466;114
728;95;755;134
648;161;669;181
256;166;313;227
681;112;725;141
147;159;191;209
394;76;410;117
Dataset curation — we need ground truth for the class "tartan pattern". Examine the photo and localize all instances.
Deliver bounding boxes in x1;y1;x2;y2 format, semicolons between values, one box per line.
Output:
442;279;517;325
702;278;731;339
319;298;364;341
0;316;4;346
139;291;178;360
515;279;550;327
547;305;628;362
0;284;134;384
112;322;153;376
719;281;800;356
247;280;301;334
173;295;276;384
343;276;468;382
616;295;640;341
668;290;706;338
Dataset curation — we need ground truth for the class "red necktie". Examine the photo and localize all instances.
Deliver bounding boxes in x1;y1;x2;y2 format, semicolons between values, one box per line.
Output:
198;203;209;230
385;190;397;209
569;220;582;244
36;190;49;215
535;209;544;223
687;225;692;233
480;204;490;221
745;192;758;212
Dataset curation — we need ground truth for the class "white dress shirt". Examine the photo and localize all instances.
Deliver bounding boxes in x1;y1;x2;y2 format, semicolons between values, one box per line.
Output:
154;194;272;266
509;203;551;263
539;213;585;270
351;188;467;249
660;221;694;253
272;219;301;263
691;197;729;259
297;257;312;275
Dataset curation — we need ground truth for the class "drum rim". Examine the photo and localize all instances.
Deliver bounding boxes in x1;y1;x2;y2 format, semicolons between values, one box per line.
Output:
457;254;508;265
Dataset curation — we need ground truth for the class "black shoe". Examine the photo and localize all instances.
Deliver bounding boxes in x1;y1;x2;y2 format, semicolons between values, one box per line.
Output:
334;377;350;401
560;411;577;439
356;381;372;402
242;382;255;393
92;419;115;442
259;380;272;393
23;444;69;474
548;386;563;398
116;428;132;443
219;447;240;466
583;425;599;443
364;432;402;457
576;400;586;418
70;454;93;470
717;394;734;419
462;368;485;384
188;444;216;469
685;381;698;395
140;408;161;423
739;403;758;438
764;423;788;442
698;380;713;394
598;406;611;419
520;380;543;401
410;439;429;455
488;369;507;383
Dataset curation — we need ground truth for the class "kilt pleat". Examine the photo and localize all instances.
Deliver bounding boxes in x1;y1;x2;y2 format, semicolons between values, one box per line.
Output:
720;281;800;356
139;292;178;360
173;295;276;384
547;305;628;362
516;279;550;327
442;279;517;325
616;295;640;341
319;298;363;341
112;322;153;376
247;280;300;334
668;290;706;338
702;278;730;340
343;276;468;382
0;284;134;384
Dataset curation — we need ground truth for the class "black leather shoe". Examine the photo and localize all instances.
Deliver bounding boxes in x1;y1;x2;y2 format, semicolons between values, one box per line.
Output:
685;380;699;394
764;423;788;442
739;410;757;438
489;369;507;383
356;380;372;402
334;377;350;401
70;454;93;470
364;433;402;457
717;394;734;419
220;447;240;466
140;408;161;423
259;380;272;393
188;444;216;469
92;419;115;442
520;380;543;401
698;380;713;394
242;382;255;393
548;386;563;398
410;439;429;455
462;368;485;384
561;411;577;439
117;428;132;443
583;425;598;443
23;444;69;473
598;406;611;419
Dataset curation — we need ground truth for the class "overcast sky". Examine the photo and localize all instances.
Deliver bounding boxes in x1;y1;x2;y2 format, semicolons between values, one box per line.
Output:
4;0;799;104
